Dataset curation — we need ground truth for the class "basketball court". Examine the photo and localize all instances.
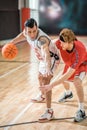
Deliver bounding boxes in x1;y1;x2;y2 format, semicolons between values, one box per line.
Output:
0;0;87;129
0;36;87;130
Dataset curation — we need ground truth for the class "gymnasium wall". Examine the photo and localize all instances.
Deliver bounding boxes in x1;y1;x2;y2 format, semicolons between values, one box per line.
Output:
0;0;20;40
39;0;87;35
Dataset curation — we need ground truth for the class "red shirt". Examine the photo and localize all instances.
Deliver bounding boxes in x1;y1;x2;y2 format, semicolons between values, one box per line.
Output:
56;40;87;80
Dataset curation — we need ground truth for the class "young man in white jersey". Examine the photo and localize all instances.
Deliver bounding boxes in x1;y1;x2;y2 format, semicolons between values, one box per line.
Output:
10;18;60;122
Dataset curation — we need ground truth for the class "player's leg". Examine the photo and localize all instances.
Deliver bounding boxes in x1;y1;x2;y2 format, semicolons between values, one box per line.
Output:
38;74;54;122
31;72;45;102
58;64;73;102
73;72;86;122
58;81;73;102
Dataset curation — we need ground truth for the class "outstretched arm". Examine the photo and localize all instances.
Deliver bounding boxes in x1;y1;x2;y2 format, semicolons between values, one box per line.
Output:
40;67;75;93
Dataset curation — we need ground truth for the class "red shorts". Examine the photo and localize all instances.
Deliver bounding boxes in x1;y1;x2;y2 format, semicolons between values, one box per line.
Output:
63;63;87;81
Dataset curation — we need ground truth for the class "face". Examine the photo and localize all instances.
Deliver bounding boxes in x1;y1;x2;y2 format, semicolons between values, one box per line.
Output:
60;41;69;50
25;25;38;40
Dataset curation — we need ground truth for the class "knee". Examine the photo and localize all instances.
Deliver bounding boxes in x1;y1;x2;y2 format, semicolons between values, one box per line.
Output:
73;77;82;87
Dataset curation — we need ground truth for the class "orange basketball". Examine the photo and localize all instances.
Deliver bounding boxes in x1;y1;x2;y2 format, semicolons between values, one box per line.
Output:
2;43;18;60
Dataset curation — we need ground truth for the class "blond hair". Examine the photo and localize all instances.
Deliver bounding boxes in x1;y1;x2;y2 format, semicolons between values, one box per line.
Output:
59;28;77;43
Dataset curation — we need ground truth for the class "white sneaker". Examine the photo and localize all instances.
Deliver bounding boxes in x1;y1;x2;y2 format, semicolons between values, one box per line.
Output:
74;109;86;122
31;94;45;103
39;109;54;123
58;92;73;102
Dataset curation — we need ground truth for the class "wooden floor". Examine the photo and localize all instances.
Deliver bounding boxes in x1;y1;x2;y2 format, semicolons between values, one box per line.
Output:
0;36;87;130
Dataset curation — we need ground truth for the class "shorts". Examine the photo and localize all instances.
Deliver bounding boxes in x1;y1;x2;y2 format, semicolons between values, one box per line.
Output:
39;59;59;75
63;64;87;81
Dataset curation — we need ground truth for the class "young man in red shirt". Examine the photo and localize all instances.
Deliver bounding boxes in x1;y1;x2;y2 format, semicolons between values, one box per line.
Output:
40;28;87;122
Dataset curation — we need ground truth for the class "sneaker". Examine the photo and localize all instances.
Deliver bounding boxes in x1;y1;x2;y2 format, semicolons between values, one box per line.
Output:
74;110;86;122
38;109;54;123
31;94;45;103
58;92;73;102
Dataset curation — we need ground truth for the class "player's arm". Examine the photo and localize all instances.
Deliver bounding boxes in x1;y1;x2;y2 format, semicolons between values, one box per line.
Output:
40;67;75;93
51;67;75;87
10;29;26;44
38;36;52;75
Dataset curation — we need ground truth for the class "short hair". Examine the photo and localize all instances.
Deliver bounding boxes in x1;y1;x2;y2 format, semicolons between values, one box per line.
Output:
24;18;37;28
59;28;77;43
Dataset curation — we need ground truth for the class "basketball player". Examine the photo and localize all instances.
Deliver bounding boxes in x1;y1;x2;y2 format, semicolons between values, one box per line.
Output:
10;18;60;122
40;28;87;122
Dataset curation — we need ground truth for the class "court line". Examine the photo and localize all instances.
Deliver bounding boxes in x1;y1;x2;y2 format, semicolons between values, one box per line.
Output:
4;102;34;130
0;63;28;79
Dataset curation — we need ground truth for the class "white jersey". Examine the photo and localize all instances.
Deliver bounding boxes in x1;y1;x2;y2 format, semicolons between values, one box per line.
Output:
24;28;59;74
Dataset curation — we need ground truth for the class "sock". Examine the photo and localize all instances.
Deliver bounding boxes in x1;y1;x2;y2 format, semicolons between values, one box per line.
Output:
78;103;85;112
47;108;52;111
65;90;72;95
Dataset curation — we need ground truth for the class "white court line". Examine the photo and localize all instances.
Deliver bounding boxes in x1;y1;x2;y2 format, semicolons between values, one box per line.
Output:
4;102;34;130
0;63;28;79
4;70;63;130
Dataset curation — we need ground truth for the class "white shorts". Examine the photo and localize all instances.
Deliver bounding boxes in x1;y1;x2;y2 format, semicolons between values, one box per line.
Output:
39;59;59;75
75;72;86;80
39;61;47;75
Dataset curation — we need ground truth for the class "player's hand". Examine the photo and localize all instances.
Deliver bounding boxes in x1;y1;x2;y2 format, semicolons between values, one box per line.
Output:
43;70;53;77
